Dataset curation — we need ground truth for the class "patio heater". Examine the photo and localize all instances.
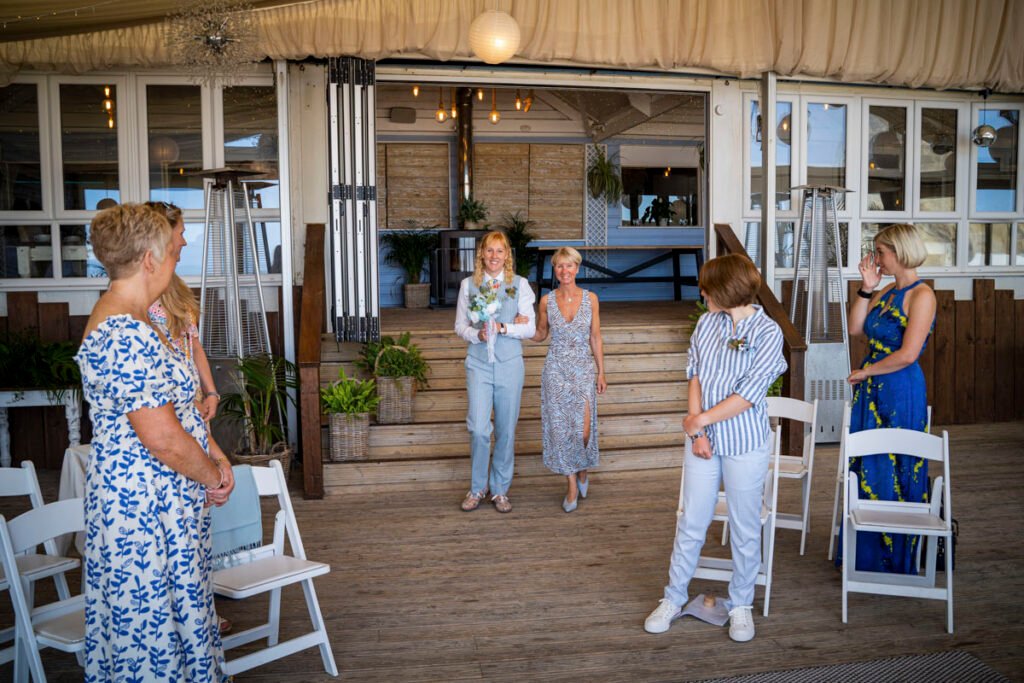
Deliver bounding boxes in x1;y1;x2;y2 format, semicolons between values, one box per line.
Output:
196;167;272;359
789;185;852;443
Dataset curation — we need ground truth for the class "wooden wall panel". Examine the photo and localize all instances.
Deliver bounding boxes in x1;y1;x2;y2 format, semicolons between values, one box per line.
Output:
1016;300;1024;421
993;289;1015;423
972;279;995;420
473;143;530;223
919;280;935;411
954;300;976;424
383;143;450;228
931;289;955;426
376;143;387;230
528;144;584;241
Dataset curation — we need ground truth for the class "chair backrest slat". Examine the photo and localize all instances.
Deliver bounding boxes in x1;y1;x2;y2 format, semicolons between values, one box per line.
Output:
845;428;946;463
7;498;85;555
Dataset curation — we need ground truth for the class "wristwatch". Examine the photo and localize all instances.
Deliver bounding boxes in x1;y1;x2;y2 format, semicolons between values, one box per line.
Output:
687;430;705;440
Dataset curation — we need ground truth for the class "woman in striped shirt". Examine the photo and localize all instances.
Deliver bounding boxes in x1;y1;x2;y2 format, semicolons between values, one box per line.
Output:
645;254;787;643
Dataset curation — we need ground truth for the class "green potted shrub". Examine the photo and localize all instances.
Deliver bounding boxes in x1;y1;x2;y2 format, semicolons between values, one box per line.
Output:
458;196;489;230
321;369;380;461
586;147;623;204
500;211;537;278
380;223;440;309
0;330;81;400
357;332;430;424
218;353;298;476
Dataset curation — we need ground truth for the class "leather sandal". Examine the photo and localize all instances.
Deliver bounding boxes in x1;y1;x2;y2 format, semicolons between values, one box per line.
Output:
492;494;512;513
461;490;487;511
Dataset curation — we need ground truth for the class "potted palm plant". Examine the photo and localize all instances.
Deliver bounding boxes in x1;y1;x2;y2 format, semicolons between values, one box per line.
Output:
218;353;298;476
321;369;380;462
458;196;489;230
357;332;430;424
380;223;440;308
500;211;537;278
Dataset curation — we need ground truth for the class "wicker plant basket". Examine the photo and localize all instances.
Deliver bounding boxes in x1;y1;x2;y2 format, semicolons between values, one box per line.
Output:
231;441;293;479
329;412;370;462
403;283;430;309
374;346;416;424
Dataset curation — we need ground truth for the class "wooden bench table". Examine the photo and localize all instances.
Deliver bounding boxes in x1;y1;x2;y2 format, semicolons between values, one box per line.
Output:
534;245;704;300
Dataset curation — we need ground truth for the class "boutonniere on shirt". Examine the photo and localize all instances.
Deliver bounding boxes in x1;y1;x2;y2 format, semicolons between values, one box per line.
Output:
505;286;517;298
488;278;502;291
727;336;750;352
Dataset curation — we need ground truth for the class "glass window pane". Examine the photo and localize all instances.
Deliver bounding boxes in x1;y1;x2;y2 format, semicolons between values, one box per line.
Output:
0;225;52;278
1017;223;1024;266
975;109;1018;213
176;220;281;276
775;221;795;268
60;84;120;210
866;106;907;212
749;101;792;211
968;222;1011;266
0;84;43;211
621;167;699;226
920;108;957;212
60;224;105;277
223;86;279;209
917;223;957;267
147;85;204;209
806;103;847;210
176;222;206;277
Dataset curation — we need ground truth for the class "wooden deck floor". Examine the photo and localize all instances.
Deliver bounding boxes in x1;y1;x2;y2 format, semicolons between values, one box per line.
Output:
4;421;1023;681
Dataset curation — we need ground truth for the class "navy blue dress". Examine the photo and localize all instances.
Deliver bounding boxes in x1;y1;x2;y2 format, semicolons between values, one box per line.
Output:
844;280;933;574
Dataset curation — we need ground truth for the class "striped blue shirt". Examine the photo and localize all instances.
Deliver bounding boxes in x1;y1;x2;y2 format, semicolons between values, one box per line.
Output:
687;305;787;456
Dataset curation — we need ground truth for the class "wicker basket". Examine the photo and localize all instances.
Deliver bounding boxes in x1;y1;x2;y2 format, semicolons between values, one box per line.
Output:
231;441;293;479
374;345;416;424
329;412;370;461
403;283;430;309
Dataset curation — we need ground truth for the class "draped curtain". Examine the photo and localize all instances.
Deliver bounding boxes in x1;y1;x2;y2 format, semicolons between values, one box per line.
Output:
1;0;1022;92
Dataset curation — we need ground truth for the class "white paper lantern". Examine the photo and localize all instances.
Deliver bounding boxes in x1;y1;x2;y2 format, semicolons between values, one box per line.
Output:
468;10;521;64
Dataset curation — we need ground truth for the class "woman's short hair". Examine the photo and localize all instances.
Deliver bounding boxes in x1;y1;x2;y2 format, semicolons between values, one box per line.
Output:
144;200;183;227
875;223;927;269
90;203;173;280
551;246;582;267
698;253;761;309
472;230;514;286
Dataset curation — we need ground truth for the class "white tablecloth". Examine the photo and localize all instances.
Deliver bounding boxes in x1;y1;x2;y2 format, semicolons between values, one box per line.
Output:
57;443;90;555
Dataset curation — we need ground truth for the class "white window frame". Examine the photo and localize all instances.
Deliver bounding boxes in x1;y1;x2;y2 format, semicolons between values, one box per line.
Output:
969;101;1023;219
742;92;799;218
0;76;53;220
860;97;915;221
914;101;969;220
798;95;858;220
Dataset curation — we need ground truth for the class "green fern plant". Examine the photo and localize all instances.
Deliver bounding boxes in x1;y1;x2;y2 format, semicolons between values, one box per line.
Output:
586;147;623;203
0;330;81;401
356;332;430;388
320;369;380;415
218;353;298;454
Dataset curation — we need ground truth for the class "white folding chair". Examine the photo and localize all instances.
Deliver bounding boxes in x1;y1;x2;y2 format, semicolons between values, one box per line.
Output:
0;498;86;682
212;460;338;677
841;427;954;633
829;404;931;560
0;461;79;666
676;425;782;616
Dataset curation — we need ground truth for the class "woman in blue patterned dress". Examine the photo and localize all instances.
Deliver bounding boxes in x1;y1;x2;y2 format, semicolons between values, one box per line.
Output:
529;247;606;512
842;223;936;574
75;204;234;682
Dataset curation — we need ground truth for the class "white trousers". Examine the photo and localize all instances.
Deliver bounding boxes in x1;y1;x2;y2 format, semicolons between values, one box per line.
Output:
663;437;771;609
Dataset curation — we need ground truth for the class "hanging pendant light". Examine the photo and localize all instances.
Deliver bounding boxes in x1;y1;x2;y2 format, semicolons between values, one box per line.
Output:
451;88;458;119
468;10;521;64
522;89;534;113
412;84;420;97
972;123;997;147
514;89;523;111
477;88;485;101
435;88;448;123
489;88;501;125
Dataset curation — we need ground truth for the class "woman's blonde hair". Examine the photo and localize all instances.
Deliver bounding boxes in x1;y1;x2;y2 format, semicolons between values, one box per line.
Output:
699;253;761;309
90;203;172;280
551;246;582;267
159;274;200;341
875;223;927;269
472;230;514;287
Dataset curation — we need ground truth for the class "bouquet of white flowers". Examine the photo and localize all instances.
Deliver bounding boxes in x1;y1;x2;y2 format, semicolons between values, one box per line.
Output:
469;281;503;362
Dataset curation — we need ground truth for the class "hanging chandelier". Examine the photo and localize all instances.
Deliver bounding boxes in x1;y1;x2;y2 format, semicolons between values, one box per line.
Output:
167;0;261;85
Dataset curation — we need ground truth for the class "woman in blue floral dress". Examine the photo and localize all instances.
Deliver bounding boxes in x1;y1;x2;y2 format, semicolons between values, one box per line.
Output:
75;204;234;682
842;223;936;574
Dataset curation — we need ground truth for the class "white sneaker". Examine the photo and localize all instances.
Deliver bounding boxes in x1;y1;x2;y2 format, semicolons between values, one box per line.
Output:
728;605;755;642
644;599;682;634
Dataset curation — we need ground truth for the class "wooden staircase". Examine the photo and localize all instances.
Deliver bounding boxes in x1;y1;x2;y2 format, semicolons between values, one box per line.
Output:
317;301;696;494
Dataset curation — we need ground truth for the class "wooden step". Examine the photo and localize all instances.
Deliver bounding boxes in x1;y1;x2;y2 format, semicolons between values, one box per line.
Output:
322;445;681;491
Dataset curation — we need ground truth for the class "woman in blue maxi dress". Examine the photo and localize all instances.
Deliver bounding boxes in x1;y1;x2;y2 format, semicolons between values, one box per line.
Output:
842;224;937;574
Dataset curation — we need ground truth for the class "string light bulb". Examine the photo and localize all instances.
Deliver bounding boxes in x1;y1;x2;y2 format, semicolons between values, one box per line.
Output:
664;167;671;177
489;88;500;125
435;88;448;123
107;115;115;129
514;89;522;111
412;84;420;97
523;89;534;113
103;86;110;98
477;88;485;101
451;88;457;118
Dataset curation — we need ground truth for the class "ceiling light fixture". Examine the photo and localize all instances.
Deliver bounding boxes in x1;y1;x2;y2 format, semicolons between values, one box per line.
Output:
451;87;457;119
468;9;521;64
523;89;534;113
435;88;448;123
514;89;522;111
489;88;500;125
412;84;420;97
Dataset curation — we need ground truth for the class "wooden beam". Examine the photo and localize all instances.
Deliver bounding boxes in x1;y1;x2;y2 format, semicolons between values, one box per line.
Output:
298;223;327;499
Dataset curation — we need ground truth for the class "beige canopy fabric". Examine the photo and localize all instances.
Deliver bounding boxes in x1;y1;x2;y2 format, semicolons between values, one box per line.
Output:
1;0;1022;92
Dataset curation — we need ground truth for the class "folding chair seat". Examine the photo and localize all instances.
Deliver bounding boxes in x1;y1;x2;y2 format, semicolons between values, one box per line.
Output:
0;462;79;666
0;498;86;682
829;404;931;560
840;427;954;633
676;425;782;616
212;460;338;677
721;398;818;556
